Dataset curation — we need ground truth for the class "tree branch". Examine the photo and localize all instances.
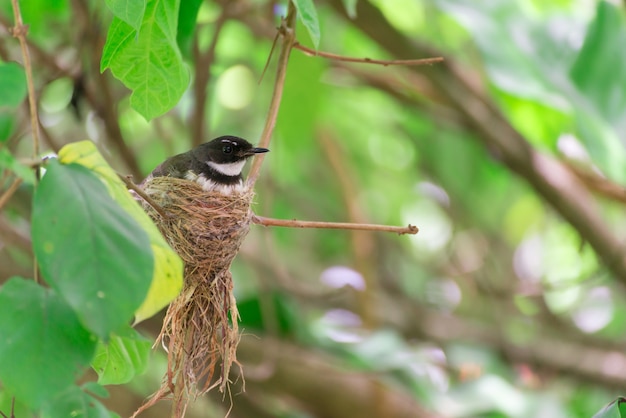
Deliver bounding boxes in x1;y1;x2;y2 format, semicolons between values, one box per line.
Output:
252;214;418;235
0;178;22;212
10;0;41;181
118;174;169;219
293;42;443;66
246;2;297;186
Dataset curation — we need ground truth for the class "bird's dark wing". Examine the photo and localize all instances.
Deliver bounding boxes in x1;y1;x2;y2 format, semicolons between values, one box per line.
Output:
149;152;192;179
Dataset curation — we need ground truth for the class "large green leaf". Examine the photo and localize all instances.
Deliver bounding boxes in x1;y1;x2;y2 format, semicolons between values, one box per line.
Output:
176;0;202;58
100;0;190;120
91;326;151;385
0;278;97;408
58;141;183;324
0;62;27;107
104;0;146;31
32;160;154;338
292;0;321;49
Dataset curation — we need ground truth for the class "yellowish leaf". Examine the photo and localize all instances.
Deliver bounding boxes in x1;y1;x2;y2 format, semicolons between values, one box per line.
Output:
58;141;183;323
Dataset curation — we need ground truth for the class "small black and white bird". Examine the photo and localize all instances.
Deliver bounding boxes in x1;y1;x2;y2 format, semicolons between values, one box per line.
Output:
142;136;269;194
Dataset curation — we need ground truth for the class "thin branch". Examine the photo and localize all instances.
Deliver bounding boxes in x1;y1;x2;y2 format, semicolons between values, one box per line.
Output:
10;0;41;181
293;42;444;67
118;174;169;219
10;0;41;283
0;177;23;212
252;214;418;235
246;3;297;186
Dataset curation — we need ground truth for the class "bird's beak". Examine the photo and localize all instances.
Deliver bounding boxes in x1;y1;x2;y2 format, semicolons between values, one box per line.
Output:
249;147;269;155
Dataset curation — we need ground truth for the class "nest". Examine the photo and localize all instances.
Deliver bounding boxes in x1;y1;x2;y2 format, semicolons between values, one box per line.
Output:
133;176;253;417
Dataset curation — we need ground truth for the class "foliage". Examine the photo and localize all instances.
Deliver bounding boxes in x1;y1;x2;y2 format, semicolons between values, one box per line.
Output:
1;0;626;417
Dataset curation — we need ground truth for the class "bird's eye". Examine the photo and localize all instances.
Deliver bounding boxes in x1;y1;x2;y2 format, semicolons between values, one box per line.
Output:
222;145;233;154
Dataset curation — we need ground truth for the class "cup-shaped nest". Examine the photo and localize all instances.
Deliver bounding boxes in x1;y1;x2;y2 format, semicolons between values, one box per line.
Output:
136;176;253;416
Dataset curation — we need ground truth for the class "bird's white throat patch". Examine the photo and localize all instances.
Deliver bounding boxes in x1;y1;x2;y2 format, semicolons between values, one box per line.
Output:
185;171;246;195
206;160;247;177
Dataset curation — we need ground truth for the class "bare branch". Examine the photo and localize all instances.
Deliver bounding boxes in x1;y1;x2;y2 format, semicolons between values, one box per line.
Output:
118;174;170;219
247;3;298;186
10;0;41;181
294;42;444;67
252;214;418;235
0;178;23;212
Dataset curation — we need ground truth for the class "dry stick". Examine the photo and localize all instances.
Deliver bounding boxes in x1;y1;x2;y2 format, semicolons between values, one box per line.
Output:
11;0;41;283
0;178;23;212
246;2;297;186
117;174;170;219
252;215;418;235
293;42;444;66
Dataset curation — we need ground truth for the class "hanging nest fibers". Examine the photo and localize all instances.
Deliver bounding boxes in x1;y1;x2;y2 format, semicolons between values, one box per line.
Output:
133;176;254;417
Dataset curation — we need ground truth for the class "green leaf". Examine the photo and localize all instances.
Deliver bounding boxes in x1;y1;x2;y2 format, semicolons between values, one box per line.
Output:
593;397;626;418
0;112;14;142
176;0;202;58
571;1;626;130
0;62;27;107
292;0;321;49
0;278;97;408
91;326;151;385
41;385;119;418
0;148;36;184
58;141;184;323
32;160;154;338
104;0;146;31
100;0;190;120
342;0;358;18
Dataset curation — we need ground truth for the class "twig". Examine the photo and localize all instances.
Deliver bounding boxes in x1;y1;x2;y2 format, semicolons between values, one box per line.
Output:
252;215;418;235
246;2;297;186
258;30;280;84
0;177;23;212
117;174;170;219
10;0;41;180
10;0;41;283
293;42;444;67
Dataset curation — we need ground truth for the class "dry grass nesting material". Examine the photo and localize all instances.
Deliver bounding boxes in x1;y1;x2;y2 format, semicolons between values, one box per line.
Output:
136;176;253;416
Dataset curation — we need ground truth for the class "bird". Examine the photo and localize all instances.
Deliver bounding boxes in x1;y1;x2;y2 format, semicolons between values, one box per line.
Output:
142;136;269;194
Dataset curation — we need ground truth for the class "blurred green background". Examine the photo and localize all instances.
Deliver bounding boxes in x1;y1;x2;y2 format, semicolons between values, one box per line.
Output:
3;0;626;417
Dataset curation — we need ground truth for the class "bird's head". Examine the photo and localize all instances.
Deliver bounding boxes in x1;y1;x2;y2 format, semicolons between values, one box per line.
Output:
194;136;269;177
